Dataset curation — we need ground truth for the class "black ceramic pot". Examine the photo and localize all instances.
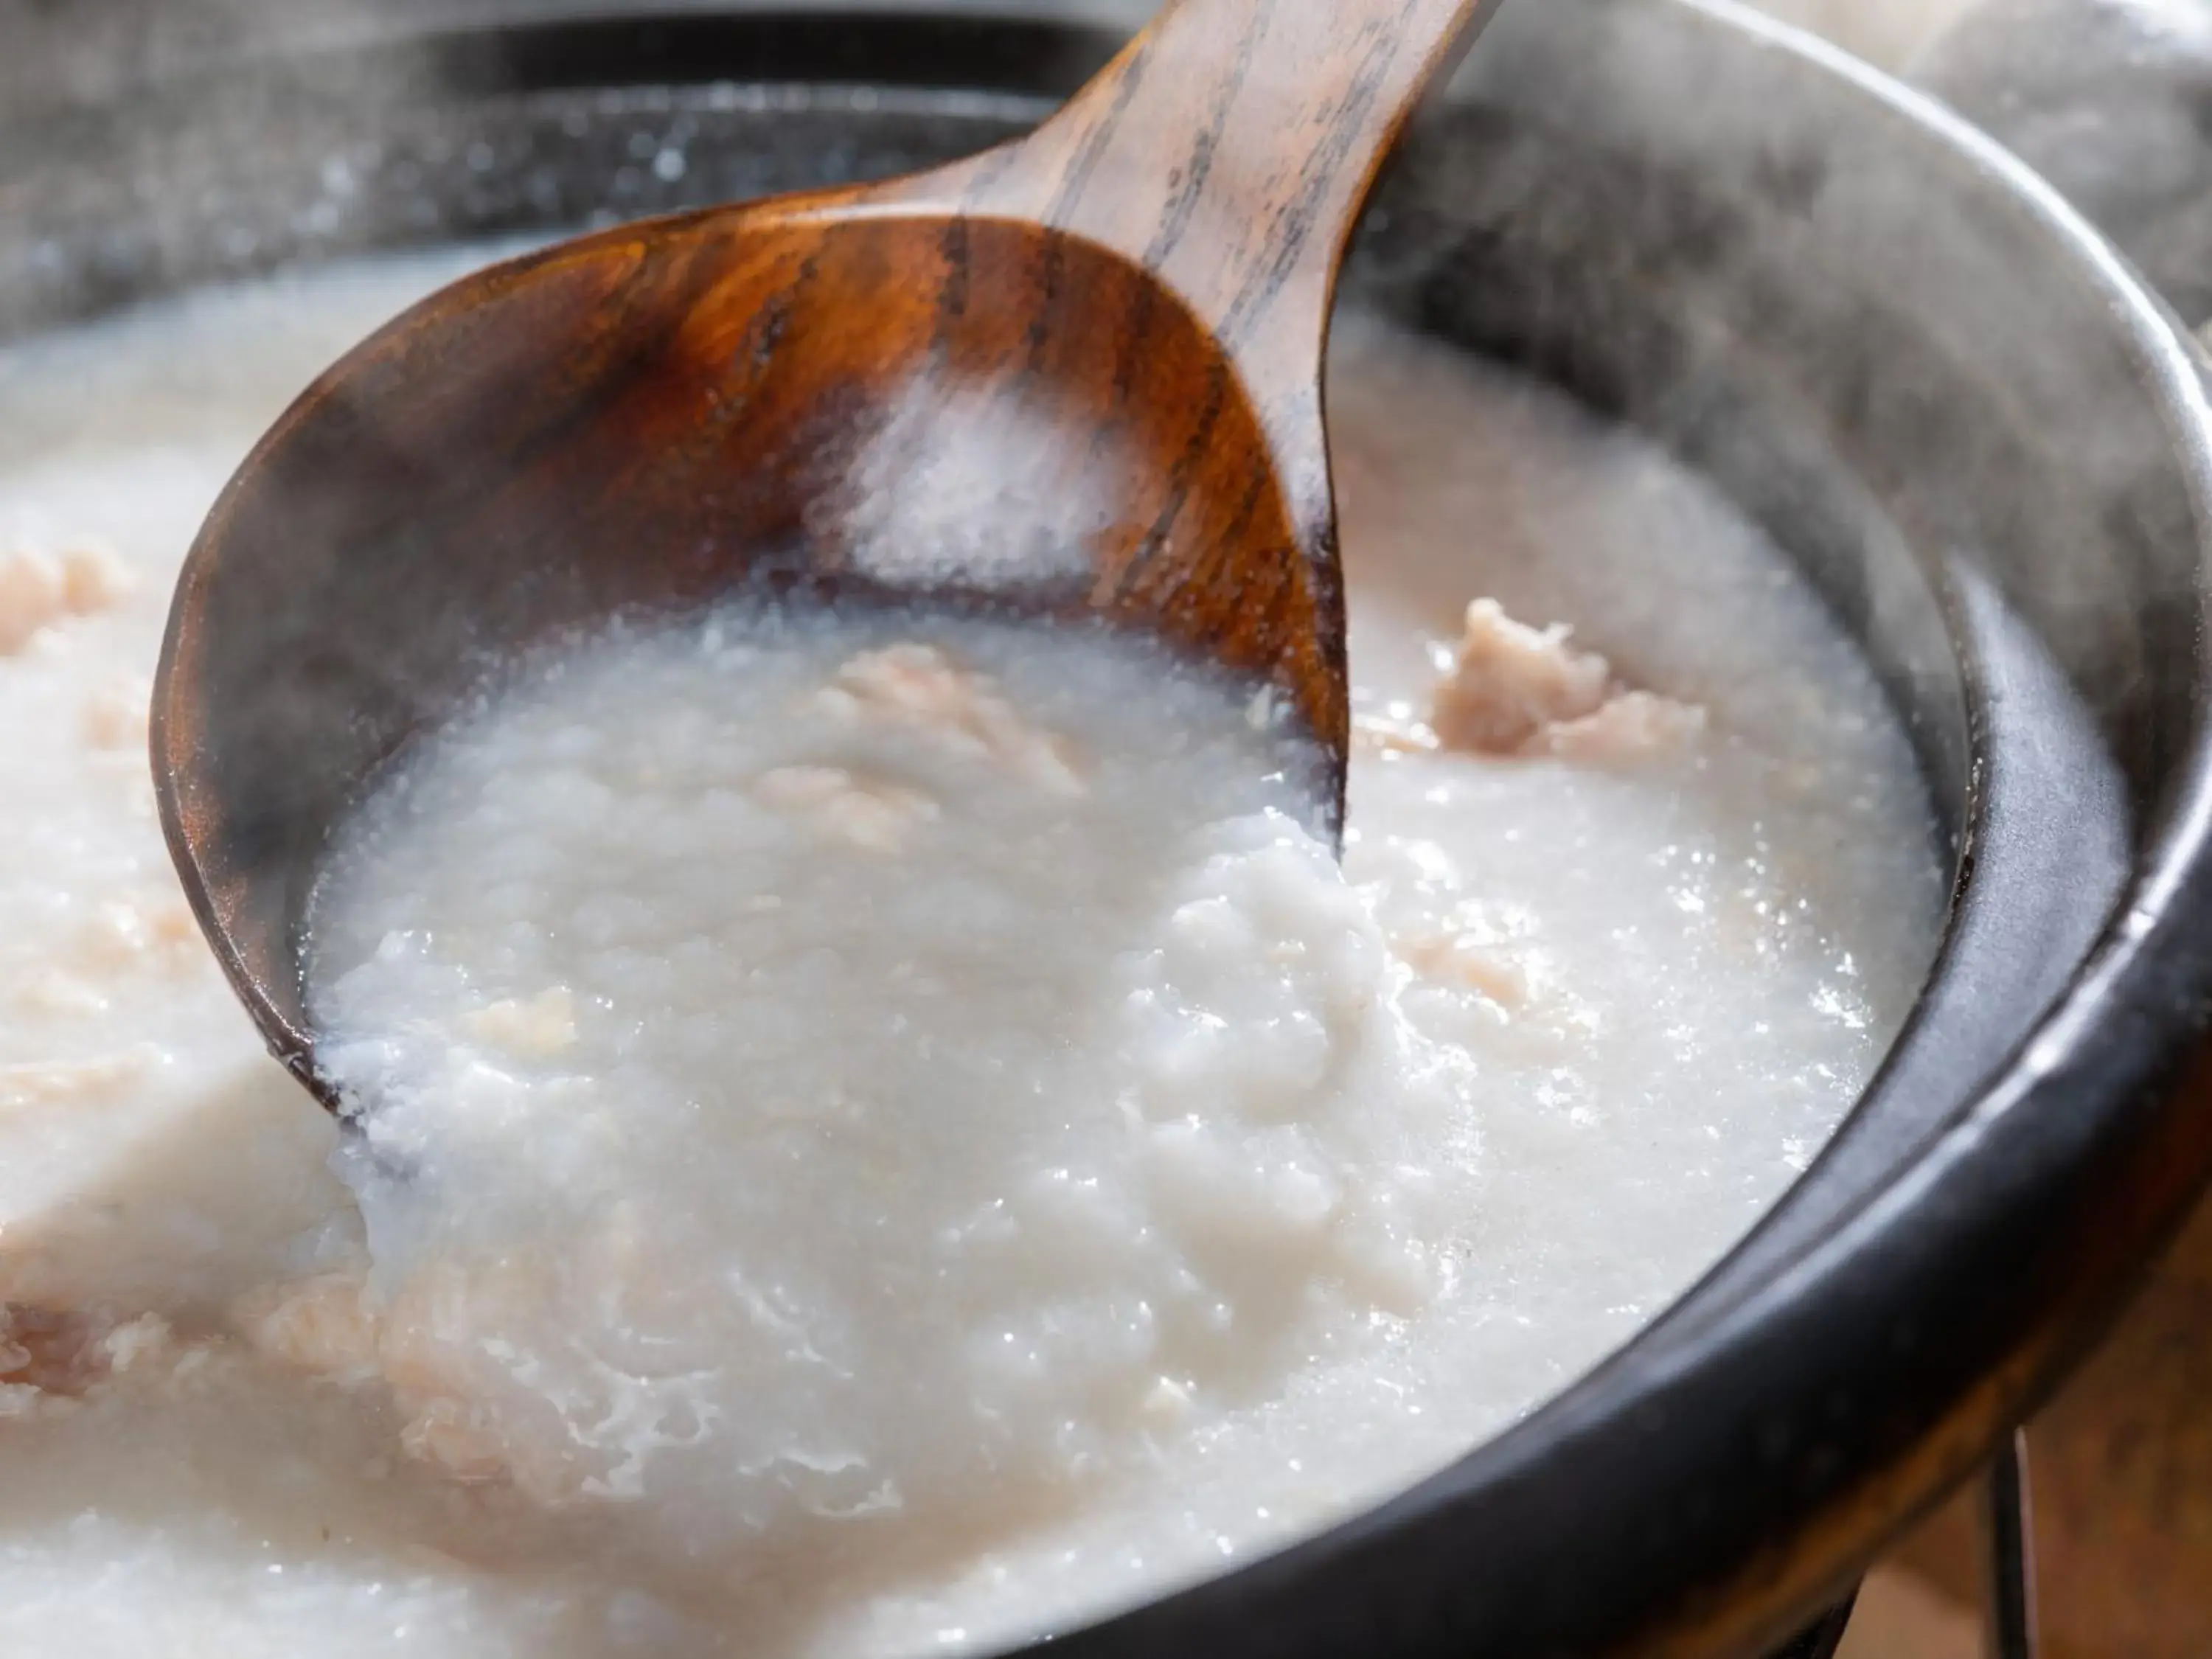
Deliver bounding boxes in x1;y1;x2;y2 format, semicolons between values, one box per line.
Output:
5;3;2212;1656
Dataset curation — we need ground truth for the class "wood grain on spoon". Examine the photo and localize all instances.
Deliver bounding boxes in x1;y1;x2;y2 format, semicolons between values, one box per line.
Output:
153;0;1495;1107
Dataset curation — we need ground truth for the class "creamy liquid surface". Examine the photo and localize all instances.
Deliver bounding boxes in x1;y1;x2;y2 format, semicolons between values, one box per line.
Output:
0;254;1944;1657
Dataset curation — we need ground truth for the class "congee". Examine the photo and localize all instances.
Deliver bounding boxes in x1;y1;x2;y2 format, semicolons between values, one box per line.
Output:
0;253;1943;1656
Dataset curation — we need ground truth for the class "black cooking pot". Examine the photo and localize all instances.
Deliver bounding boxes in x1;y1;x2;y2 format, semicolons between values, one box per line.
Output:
6;3;2212;1655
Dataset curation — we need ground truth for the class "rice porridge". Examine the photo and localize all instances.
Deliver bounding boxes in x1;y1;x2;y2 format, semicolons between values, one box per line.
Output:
0;254;1944;1657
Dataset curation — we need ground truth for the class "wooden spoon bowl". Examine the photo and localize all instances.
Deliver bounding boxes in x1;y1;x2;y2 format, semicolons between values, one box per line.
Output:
153;0;1492;1106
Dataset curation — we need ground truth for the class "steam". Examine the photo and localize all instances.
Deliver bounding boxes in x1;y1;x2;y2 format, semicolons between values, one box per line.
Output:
1916;0;2212;331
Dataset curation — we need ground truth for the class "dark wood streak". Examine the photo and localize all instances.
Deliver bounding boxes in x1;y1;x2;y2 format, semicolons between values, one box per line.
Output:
153;0;1492;1112
694;248;808;446
1119;355;1231;606
1219;18;1408;346
1020;232;1064;372
1140;24;1259;271
1107;274;1161;409
1041;39;1155;233
932;218;970;330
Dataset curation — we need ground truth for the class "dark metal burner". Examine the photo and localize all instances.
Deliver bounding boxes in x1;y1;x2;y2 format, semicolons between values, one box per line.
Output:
4;3;2211;1656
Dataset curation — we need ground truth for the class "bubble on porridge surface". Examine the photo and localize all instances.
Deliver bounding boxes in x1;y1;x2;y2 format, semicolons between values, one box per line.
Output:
0;250;1943;1657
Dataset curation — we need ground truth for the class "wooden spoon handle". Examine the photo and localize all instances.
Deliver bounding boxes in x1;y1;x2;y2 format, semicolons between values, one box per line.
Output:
903;0;1492;411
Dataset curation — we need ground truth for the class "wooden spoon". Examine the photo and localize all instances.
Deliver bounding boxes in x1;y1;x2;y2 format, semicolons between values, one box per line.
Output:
153;0;1495;1109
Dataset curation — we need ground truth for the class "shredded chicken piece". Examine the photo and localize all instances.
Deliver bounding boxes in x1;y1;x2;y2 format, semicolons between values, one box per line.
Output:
81;675;150;750
59;541;134;613
0;540;134;653
0;1306;170;1399
13;969;109;1016
755;764;941;853
1432;600;1610;753
79;896;201;969
0;1051;150;1114
99;1314;174;1377
817;643;1085;796
236;1214;723;1506
0;548;65;653
0;1307;102;1394
400;1397;518;1486
1527;692;1709;764
462;988;578;1059
234;1273;387;1386
240;1273;475;1478
237;1264;591;1501
1394;935;1528;1009
1430;599;1704;765
375;1256;622;1501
